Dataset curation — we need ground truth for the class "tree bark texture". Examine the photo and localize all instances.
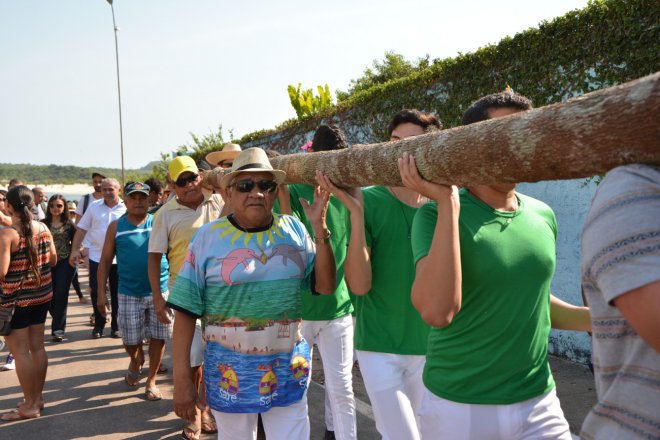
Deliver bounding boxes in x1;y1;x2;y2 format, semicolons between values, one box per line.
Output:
269;72;660;187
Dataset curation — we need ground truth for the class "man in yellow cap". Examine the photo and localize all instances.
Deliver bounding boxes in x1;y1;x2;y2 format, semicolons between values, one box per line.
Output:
148;155;226;438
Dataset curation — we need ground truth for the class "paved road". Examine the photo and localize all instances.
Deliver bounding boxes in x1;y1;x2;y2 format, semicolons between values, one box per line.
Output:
0;270;595;439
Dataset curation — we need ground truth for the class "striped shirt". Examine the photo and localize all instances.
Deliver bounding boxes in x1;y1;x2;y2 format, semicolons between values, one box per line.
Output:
1;223;53;308
581;164;660;440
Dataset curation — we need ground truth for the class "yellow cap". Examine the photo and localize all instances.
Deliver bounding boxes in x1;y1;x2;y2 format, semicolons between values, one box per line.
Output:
168;156;198;181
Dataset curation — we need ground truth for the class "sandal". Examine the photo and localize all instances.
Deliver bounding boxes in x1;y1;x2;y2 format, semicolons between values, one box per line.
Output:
181;423;201;440
201;411;218;434
145;386;162;401
2;409;40;421
125;367;140;387
16;400;44;410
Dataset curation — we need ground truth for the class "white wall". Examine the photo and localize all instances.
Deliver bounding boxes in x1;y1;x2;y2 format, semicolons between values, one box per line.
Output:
518;178;598;364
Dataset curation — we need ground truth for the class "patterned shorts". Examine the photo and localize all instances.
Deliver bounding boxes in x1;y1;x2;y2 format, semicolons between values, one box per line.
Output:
117;292;172;346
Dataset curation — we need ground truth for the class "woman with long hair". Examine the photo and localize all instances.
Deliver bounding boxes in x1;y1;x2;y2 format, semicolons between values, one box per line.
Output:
0;185;56;420
43;194;76;342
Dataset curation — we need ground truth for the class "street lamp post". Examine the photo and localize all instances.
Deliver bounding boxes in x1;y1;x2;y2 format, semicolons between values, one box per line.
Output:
106;0;125;187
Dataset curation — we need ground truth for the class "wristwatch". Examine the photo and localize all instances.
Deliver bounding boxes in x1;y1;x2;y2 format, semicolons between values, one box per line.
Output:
314;229;331;244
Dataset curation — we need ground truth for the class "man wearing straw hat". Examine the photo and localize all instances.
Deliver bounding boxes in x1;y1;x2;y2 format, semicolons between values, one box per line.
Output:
168;147;336;440
205;143;242;169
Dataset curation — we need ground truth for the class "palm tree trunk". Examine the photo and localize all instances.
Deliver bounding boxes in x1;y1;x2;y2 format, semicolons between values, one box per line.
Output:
270;72;660;187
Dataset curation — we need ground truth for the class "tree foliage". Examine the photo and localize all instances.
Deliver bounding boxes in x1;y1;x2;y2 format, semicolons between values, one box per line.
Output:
336;51;431;102
151;125;229;181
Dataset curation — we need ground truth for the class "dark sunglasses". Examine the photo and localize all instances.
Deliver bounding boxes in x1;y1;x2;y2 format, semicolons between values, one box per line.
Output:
0;197;6;202
175;174;199;188
50;203;65;208
232;179;278;193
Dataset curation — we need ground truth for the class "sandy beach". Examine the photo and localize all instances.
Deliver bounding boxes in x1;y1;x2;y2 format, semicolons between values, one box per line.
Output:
40;183;93;196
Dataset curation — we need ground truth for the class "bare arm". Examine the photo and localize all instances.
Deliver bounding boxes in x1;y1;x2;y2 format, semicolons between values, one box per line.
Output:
0;229;15;278
149;252;172;324
43;226;57;266
316;171;372;295
550;294;591;331
614;280;660;352
300;178;336;294
0;211;11;227
69;227;87;267
278;184;292;215
96;221;117;318
399;153;462;327
172;311;200;422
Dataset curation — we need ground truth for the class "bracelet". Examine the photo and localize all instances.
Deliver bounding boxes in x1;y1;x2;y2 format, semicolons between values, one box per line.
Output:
313;229;331;244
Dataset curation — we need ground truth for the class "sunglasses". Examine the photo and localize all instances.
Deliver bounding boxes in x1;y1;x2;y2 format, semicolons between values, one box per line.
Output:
231;179;278;193
50;203;65;208
218;161;233;169
0;197;6;202
175;173;199;188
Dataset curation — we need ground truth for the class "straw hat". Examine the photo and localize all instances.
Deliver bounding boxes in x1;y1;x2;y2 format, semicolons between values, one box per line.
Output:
205;143;242;166
220;148;286;188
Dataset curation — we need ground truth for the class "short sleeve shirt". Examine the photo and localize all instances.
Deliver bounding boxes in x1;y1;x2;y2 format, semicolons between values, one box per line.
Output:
580;164;660;440
76;200;126;262
148;193;224;283
167;213;315;413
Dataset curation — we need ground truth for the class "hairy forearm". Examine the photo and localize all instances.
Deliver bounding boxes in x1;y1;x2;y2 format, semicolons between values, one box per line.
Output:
411;202;462;327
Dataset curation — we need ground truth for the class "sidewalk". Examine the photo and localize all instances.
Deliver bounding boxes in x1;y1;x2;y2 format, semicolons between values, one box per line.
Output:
0;270;596;439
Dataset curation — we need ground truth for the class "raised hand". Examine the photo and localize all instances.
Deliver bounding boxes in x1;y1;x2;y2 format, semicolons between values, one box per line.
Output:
398;152;459;207
315;170;363;214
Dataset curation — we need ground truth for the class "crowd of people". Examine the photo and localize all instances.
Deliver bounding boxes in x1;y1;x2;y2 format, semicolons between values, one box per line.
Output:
0;88;658;440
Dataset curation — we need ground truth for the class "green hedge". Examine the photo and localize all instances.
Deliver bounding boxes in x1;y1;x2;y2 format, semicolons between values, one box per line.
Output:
236;0;659;150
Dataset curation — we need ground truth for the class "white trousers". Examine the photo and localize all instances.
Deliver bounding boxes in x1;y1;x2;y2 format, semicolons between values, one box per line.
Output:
356;350;425;440
302;314;356;440
212;394;310;440
418;387;572;440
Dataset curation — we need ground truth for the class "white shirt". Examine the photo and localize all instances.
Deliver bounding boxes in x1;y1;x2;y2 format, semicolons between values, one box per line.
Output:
76;199;126;262
76;194;103;249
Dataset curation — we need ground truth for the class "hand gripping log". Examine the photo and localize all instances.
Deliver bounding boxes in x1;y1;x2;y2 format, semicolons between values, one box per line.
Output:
270;72;660;187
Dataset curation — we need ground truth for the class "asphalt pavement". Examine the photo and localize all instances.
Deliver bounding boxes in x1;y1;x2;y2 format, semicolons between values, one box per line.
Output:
0;269;595;439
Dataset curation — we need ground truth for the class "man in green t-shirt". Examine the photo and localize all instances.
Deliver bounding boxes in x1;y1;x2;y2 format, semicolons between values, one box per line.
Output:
317;110;440;440
399;91;591;439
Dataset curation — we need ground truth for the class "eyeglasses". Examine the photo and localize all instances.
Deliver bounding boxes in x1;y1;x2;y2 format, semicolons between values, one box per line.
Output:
175;174;199;188
0;197;6;202
50;203;65;208
231;179;278;193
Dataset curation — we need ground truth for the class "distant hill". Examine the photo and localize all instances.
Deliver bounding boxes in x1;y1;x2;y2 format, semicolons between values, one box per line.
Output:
0;162;152;185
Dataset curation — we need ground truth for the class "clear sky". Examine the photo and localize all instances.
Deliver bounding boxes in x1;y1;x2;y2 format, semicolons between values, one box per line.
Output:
0;0;589;169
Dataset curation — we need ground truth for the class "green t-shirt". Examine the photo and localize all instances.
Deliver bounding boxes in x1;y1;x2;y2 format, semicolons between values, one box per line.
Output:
412;188;557;404
287;184;353;321
354;186;430;355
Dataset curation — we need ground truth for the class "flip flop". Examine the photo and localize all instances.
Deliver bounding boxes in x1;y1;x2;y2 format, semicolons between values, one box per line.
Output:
145;386;162;401
16;401;44;410
201;412;218;434
2;409;40;421
125;367;140;387
181;423;201;440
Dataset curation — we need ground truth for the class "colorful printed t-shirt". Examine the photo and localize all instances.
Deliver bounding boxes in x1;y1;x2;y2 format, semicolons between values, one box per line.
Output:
167;213;316;413
412;188;557;404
